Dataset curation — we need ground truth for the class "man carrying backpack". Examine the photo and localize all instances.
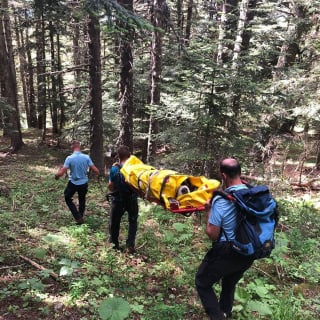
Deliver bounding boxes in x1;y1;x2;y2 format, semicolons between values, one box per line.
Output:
195;158;255;320
55;140;100;225
108;145;139;253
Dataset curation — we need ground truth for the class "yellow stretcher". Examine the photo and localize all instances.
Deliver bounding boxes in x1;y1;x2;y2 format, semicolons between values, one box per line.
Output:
120;155;220;215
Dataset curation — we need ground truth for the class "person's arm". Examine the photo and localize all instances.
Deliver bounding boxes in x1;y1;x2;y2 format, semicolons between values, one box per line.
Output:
205;200;222;241
108;180;114;191
108;164;118;191
206;223;221;241
89;164;100;176
55;166;68;180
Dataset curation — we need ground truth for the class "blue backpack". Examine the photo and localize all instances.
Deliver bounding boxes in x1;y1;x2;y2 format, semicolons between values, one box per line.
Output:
114;163;134;196
214;185;278;259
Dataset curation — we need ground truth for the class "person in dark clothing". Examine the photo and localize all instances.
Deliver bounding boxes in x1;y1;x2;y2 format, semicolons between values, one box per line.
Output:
55;140;99;224
108;145;139;253
195;158;254;320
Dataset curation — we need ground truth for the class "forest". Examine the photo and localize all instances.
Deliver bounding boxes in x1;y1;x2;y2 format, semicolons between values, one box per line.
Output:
0;0;320;319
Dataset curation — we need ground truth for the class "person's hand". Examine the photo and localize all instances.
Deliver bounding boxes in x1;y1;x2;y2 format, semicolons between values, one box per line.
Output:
54;174;60;180
204;200;211;212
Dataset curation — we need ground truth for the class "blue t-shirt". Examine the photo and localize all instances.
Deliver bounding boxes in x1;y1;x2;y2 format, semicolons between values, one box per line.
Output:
64;151;94;185
209;184;248;242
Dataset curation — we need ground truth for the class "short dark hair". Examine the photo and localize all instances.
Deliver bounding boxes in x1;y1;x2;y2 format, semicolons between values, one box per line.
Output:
117;145;131;161
71;140;81;149
220;158;241;179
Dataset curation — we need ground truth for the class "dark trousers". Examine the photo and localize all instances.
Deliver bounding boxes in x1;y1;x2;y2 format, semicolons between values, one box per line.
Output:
195;243;254;320
64;181;88;221
109;196;138;248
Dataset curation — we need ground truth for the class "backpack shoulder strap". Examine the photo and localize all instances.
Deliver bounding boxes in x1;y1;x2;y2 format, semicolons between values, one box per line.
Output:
211;190;239;243
212;189;236;202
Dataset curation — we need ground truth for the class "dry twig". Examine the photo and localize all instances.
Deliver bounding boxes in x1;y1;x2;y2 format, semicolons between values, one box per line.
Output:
19;255;59;281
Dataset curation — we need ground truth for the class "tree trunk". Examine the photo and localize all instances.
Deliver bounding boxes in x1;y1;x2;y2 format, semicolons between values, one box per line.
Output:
116;0;134;152
232;0;248;68
25;10;37;128
231;0;257;117
0;0;23;151
35;4;47;140
147;0;165;163
14;14;30;128
185;0;193;45
72;11;81;83
56;33;65;133
274;3;309;78
177;0;183;32
88;11;104;173
49;21;59;135
272;3;309;136
216;0;239;64
176;0;183;53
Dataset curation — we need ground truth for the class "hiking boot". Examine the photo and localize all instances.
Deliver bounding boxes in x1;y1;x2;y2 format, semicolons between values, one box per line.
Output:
76;217;84;225
125;246;136;254
112;245;123;252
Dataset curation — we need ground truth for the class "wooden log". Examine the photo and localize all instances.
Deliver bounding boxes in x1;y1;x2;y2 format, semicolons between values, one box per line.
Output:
0;264;24;270
19;255;59;280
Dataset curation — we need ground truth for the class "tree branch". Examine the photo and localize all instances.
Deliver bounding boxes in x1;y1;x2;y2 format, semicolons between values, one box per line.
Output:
19;255;59;281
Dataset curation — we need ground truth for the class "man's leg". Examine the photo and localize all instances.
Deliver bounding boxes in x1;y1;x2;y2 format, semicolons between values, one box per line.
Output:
109;201;124;249
78;183;88;217
125;198;138;249
195;246;226;320
64;182;81;221
219;257;254;316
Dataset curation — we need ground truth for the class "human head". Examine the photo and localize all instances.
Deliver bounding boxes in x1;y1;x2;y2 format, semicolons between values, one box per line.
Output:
117;145;131;162
219;158;242;186
71;140;81;151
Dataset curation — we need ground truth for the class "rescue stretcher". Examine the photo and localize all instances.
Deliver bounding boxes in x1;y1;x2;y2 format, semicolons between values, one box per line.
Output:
120;155;221;215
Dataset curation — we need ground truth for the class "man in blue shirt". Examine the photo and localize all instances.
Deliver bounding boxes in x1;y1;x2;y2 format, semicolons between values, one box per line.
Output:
195;158;254;320
55;140;99;224
108;145;138;253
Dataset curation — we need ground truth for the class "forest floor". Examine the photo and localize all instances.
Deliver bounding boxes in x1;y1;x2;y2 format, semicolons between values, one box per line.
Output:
0;129;320;320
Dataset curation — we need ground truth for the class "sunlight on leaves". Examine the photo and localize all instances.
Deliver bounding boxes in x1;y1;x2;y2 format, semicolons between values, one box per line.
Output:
42;234;70;245
247;300;272;315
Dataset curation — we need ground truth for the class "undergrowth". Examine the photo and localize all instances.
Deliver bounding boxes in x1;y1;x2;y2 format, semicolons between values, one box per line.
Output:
0;141;319;319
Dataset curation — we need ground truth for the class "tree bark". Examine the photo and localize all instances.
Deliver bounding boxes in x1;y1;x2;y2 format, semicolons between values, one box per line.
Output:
231;0;257;117
88;10;104;173
14;14;30;128
0;0;23;151
117;0;134;152
56;33;66;133
49;21;59;135
274;3;309;78
216;0;239;64
176;0;183;53
35;2;47;140
25;10;37;128
185;0;193;45
147;0;165;163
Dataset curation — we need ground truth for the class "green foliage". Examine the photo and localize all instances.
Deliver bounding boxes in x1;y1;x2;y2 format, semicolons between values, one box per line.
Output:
98;297;130;320
147;302;186;319
58;258;81;277
1;133;320;319
17;278;46;293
